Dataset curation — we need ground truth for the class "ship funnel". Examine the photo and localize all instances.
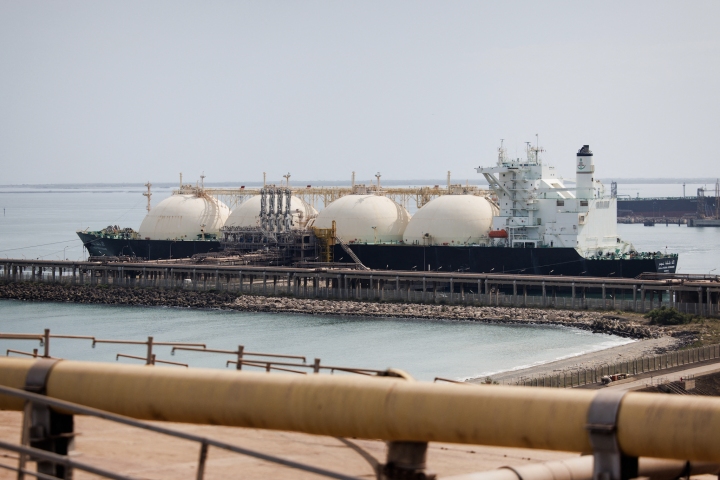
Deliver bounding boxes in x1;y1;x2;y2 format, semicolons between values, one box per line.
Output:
576;144;595;199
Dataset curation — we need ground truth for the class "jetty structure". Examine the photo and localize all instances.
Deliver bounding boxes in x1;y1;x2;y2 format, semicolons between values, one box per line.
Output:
617;178;720;225
77;143;677;277
2;260;717;315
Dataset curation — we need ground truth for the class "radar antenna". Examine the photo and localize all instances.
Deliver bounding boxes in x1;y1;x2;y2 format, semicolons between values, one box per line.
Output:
526;136;545;163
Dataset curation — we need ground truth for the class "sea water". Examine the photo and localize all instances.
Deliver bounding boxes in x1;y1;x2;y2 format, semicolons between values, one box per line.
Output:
0;184;717;380
0;299;631;381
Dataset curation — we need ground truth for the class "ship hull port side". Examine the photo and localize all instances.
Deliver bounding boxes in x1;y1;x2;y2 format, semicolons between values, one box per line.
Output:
77;232;222;260
78;232;676;278
334;244;676;278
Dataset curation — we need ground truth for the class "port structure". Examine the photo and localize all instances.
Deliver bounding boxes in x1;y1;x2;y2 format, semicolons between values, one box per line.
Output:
3;259;718;315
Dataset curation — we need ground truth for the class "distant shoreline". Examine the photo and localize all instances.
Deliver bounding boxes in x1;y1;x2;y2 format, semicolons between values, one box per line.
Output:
0;178;715;189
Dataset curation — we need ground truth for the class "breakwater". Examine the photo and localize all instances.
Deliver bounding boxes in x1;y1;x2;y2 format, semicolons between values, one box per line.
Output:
0;281;663;340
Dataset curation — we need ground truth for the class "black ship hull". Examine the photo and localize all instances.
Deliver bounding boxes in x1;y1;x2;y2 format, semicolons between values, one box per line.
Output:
78;233;677;277
77;232;222;260
333;244;677;278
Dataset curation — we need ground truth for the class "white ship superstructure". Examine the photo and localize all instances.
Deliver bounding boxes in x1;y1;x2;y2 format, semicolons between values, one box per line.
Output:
477;143;634;258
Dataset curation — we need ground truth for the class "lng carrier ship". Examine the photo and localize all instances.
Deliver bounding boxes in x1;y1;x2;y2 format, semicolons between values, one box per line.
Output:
78;143;678;277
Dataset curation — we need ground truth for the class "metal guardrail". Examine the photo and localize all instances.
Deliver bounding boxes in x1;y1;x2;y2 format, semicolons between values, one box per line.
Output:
116;353;188;368
513;344;720;388
1;329;395;378
0;384;361;480
3;357;720;471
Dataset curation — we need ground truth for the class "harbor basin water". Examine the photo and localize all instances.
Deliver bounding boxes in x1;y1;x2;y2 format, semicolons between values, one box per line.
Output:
0;299;632;382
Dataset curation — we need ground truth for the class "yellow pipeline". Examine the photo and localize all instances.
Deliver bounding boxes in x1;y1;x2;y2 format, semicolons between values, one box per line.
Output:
1;357;719;462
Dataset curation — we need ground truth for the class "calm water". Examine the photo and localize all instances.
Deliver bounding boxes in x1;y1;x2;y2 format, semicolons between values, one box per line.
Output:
0;299;630;381
0;184;717;379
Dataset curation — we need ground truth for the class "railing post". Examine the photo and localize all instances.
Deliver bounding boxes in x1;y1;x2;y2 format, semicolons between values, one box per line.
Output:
236;346;244;371
449;275;453;304
640;284;646;313
197;441;209;480
381;441;435;480
21;357;75;479
146;337;154;365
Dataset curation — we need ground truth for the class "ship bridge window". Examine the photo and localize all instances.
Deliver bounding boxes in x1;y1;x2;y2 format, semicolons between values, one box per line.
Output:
581;200;588;207
556;200;565;206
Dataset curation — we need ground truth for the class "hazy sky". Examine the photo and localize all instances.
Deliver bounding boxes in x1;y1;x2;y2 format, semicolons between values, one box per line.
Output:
1;1;719;184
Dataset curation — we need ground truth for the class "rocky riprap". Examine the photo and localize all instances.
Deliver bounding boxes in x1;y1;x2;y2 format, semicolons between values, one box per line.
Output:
0;282;235;309
0;282;662;340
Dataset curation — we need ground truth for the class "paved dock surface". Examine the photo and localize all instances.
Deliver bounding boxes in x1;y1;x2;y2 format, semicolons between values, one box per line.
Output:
603;362;720;391
0;411;577;479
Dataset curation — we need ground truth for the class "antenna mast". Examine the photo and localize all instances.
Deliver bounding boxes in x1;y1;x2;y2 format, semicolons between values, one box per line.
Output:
497;139;507;164
143;182;152;212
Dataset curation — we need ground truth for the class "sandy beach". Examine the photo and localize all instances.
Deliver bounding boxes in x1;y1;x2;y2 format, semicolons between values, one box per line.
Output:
469;336;682;385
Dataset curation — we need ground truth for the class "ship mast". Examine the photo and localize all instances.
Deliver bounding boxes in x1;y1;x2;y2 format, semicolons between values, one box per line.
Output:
143;182;152;212
497;139;508;165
